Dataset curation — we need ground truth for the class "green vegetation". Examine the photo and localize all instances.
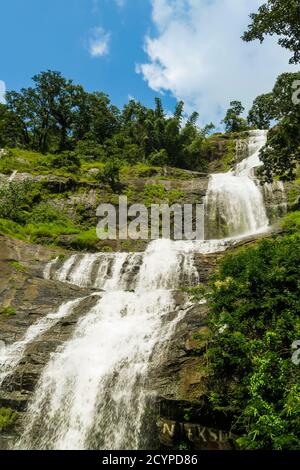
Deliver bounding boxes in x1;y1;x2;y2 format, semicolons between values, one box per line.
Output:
220;139;236;172
282;211;300;234
141;184;184;206
0;408;18;432
10;260;27;272
258;72;300;182
247;93;275;129
0;306;17;316
222;101;248;133
205;235;300;450
0;71;213;172
243;0;300;64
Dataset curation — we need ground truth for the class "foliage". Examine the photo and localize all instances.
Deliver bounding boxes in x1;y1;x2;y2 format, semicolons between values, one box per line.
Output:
49;152;81;172
96;159;122;192
0;70;213;172
71;228;99;251
247;93;275;129
141;184;184;206
222;101;248;133
0;408;18;432
206;235;300;449
243;0;300;64
0;179;37;221
258;72;300;181
281;211;300;233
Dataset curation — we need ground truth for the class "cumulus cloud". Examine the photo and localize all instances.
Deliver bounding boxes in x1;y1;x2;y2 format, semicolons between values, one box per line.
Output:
88;27;111;57
0;81;6;104
137;0;297;124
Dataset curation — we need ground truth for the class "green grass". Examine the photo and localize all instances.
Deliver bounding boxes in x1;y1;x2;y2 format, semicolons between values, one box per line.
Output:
0;408;18;432
71;227;99;251
141;184;184;206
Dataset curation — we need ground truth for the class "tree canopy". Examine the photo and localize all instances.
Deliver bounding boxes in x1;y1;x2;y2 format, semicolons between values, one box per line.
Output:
243;0;300;64
0;70;214;172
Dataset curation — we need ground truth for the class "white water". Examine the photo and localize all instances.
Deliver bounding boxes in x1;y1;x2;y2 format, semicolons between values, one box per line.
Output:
18;239;198;450
4;129;285;450
205;130;270;238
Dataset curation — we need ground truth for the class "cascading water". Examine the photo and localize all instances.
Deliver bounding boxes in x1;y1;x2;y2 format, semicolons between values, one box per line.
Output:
16;239;205;450
205;130;270;239
1;129;286;450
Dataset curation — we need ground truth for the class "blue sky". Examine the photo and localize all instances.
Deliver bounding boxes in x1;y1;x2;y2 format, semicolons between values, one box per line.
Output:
0;0;296;125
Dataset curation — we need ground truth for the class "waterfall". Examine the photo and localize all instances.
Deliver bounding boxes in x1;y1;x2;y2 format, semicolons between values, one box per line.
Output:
17;238;221;450
205;130;271;239
2;129;286;450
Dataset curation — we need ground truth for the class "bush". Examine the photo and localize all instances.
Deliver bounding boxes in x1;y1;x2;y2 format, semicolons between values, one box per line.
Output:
30;202;70;224
0;179;36;221
96;159;121;192
74;140;105;160
49;152;81;172
206;235;300;450
0;408;18;432
282;211;300;234
148;149;169;166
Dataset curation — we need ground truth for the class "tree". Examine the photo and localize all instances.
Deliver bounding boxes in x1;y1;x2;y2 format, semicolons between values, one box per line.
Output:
0;179;34;221
258;72;300;181
73;91;120;144
97;159;122;192
248;93;275;129
31;71;82;152
222;101;248;133
242;0;300;64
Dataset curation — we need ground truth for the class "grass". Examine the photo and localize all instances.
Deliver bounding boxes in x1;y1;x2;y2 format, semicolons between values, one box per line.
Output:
141;184;184;206
0;408;18;432
71;227;99;251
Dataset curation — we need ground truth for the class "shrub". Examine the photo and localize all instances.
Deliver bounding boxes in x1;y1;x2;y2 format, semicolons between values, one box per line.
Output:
206;235;300;450
74;140;105;160
49;152;81;172
282;211;300;234
148;149;169;166
0;408;18;432
0;179;37;221
96;159;122;192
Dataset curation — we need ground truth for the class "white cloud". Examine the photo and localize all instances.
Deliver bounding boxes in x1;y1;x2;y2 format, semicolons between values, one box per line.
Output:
0;81;6;104
137;0;297;124
88;27;111;57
